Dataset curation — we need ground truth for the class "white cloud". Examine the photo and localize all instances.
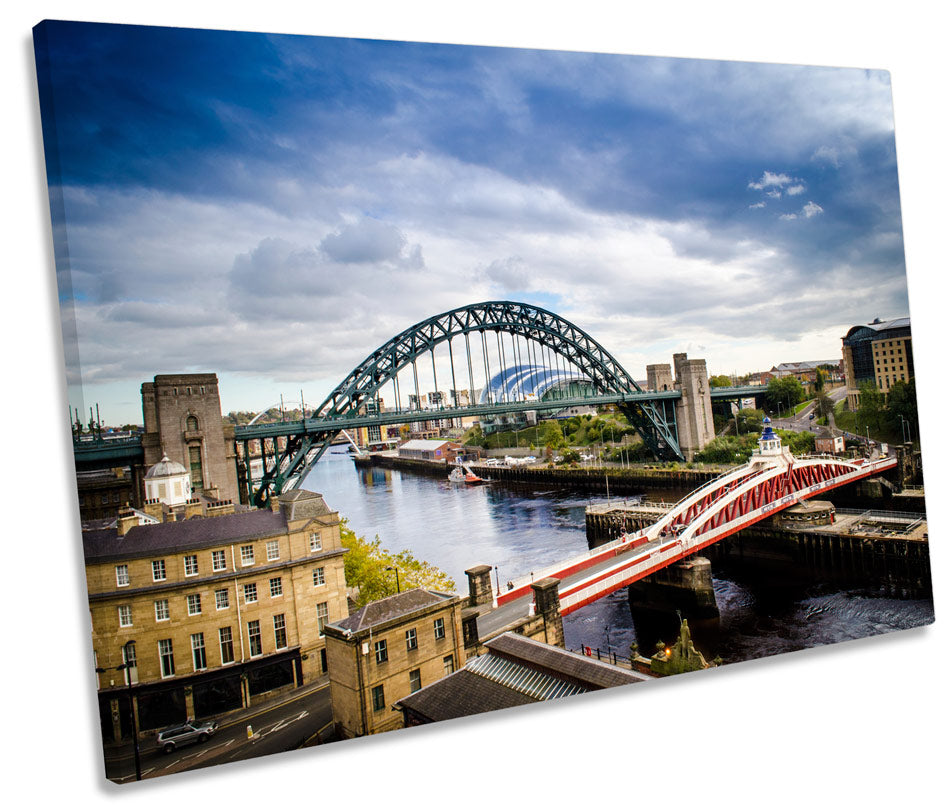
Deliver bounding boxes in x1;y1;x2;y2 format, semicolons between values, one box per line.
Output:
802;201;824;218
748;171;793;190
787;184;806;195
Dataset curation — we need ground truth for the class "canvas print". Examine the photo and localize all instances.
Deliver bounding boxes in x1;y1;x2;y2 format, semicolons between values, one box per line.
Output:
34;20;934;784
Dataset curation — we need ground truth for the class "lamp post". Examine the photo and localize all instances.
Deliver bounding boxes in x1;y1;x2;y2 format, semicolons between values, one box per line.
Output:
385;565;400;594
97;640;141;781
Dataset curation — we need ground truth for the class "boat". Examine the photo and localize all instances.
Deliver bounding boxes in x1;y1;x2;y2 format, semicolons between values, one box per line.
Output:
448;462;487;484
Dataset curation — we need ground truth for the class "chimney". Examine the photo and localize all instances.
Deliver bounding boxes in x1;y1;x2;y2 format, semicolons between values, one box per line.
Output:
117;510;138;537
269;495;280;513
143;498;164;522
184;497;203;520
206;499;235;518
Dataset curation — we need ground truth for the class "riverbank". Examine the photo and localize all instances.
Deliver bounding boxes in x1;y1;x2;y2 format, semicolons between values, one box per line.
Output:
354;451;729;493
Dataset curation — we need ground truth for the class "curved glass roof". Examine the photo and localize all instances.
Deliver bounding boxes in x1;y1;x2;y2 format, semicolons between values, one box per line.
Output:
479;365;591;404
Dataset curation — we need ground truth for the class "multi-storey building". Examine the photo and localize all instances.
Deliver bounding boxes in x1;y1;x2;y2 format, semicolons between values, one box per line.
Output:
842;318;913;410
85;489;349;743
324;589;465;738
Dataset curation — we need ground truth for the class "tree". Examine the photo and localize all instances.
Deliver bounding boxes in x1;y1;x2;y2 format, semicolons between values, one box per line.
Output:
816;393;835;422
708;375;732;388
814;367;825;392
765;376;805;413
341;520;455;607
882;379;918;440
541;421;565;449
856;381;885;435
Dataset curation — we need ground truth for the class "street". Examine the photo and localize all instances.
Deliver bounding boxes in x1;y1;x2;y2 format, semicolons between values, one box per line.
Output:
104;682;334;783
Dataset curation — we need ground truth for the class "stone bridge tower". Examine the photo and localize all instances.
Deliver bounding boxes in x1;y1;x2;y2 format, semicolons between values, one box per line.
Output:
140;374;239;505
672;353;714;460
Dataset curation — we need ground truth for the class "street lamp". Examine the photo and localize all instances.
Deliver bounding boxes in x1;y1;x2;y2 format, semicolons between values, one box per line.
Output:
97;640;141;781
385;565;401;593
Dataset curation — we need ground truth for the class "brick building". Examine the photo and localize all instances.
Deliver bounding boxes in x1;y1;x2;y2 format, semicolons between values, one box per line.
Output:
85;489;349;744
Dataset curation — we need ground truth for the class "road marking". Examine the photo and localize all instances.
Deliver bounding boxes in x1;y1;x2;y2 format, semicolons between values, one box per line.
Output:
272;710;309;733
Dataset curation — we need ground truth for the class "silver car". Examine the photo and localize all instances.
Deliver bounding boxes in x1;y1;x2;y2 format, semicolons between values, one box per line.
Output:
155;719;218;753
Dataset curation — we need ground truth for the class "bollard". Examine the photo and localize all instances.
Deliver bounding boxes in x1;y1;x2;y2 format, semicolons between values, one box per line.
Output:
246;724;253;739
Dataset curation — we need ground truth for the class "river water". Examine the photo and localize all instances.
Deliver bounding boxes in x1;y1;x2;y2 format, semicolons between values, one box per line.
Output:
302;453;934;664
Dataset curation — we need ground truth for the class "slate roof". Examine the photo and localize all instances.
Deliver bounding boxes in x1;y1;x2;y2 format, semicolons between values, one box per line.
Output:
394;632;647;723
398;439;457;451
395;669;535;722
83;509;288;563
484;632;643;690
329;588;457;634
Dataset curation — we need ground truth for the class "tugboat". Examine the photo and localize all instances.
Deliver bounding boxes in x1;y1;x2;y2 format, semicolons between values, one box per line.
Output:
448;461;486;484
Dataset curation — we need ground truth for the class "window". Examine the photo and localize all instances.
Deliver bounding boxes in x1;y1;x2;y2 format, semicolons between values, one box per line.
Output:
443;654;455;676
183;554;198;576
187;593;202;615
269;577;283;598
215;588;229;610
433;617;445;640
240;545;254;566
409;669;422;693
243;583;258;604
212;550;226;571
115;565;129;587
189;445;203;490
191;633;207;670
219;627;234;664
155;599;170;622
406;628;418;651
313;567;325;586
248;620;262;657
316;602;329;636
186;415;199;431
372;685;385;712
320;648;328;674
274;614;287;649
374;639;388;663
118;605;132;627
309;532;322;552
122;643;137;686
266;539;280;561
152;560;167;581
158;639;175;677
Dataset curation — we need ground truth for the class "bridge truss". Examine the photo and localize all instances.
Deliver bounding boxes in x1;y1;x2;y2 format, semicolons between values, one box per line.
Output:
245;301;684;506
492;451;898;616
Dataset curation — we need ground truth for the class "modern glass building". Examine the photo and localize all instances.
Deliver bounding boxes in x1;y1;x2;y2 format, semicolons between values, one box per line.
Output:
842;317;913;410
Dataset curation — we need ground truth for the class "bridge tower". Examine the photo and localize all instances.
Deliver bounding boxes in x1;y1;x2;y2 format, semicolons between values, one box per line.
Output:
672;353;714;460
140;374;240;505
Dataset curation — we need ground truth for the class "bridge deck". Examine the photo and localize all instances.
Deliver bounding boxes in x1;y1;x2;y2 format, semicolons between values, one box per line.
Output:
473;452;899;635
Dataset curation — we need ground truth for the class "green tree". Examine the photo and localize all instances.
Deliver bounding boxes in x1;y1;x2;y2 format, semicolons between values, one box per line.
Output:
883;379;918;439
816;393;835;421
708;375;732;388
765;376;805;413
541;421;565;449
856;381;885;435
341;520;455;607
814;368;825;392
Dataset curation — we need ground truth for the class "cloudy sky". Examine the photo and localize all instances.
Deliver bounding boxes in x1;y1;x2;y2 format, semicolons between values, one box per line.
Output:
36;21;909;424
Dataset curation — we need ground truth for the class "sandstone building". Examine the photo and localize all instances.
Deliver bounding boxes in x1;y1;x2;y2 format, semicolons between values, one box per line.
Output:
324;589;465;738
85;489;348;743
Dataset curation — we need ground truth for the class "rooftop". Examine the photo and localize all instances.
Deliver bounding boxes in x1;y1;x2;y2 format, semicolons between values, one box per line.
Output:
328;588;458;634
83;508;289;563
394;632;647;723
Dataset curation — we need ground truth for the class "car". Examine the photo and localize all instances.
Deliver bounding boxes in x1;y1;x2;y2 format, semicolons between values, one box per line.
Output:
156;719;218;753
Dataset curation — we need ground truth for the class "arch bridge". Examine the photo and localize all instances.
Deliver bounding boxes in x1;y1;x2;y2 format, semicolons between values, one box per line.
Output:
234;301;764;506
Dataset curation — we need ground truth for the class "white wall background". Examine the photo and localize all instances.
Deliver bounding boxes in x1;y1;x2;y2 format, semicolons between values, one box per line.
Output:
5;2;946;809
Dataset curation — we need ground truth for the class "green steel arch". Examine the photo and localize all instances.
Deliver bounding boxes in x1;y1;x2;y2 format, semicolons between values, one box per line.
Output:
251;301;681;505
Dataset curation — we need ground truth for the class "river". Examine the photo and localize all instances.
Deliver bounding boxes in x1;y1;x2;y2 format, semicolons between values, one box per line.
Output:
302;452;934;664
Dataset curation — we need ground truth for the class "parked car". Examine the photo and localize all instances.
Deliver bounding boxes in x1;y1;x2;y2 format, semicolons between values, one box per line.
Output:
156;719;218;753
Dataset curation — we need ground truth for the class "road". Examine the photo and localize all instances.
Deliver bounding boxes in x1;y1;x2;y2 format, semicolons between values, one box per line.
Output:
105;682;334;783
